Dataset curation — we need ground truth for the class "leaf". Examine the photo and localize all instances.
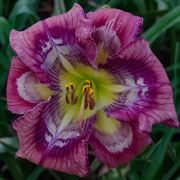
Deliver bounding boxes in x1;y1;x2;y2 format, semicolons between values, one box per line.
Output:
165;63;180;72
1;154;24;180
143;4;180;44
173;42;179;105
0;0;3;15
52;0;66;15
27;166;44;180
0;137;19;153
0;177;8;180
141;129;175;180
0;17;10;45
90;158;101;173
0;52;10;71
162;158;180;180
8;0;40;30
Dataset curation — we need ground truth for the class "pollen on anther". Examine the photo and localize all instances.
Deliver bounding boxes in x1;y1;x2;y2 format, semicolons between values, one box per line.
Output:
65;82;77;105
85;80;90;86
88;88;94;96
82;85;90;94
69;83;75;91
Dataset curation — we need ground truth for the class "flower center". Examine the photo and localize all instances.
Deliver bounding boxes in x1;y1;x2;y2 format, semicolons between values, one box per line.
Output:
58;56;126;134
65;80;95;110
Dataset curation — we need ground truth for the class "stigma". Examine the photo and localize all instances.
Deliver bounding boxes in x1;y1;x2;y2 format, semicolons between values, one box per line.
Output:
65;80;95;110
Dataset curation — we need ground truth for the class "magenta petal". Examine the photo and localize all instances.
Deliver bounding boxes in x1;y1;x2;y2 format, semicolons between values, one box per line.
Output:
100;38;178;132
87;8;142;57
13;95;93;177
10;3;96;84
7;57;42;114
89;121;151;168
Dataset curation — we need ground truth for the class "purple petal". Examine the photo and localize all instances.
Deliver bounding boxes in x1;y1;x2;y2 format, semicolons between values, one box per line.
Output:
10;3;96;86
89;112;151;168
100;38;178;132
7;57;52;114
13;95;94;177
87;8;142;62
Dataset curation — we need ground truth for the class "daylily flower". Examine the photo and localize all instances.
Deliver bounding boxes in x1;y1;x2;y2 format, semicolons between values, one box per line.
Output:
7;4;178;177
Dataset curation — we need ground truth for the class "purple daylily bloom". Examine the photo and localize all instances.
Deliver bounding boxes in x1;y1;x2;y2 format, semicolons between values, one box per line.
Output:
7;4;178;177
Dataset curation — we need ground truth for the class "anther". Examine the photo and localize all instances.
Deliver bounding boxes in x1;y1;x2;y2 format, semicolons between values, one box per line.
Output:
65;83;77;105
85;80;90;86
82;80;95;110
65;85;70;93
82;85;90;95
65;85;70;104
87;88;94;96
69;83;75;92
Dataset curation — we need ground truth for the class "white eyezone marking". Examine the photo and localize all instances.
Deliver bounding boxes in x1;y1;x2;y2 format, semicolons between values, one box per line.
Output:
52;38;62;45
55;141;68;147
137;77;144;85
141;87;148;96
137;77;148;96
16;71;42;102
47;120;56;136
95;124;133;153
16;72;32;102
45;133;52;142
42;41;51;53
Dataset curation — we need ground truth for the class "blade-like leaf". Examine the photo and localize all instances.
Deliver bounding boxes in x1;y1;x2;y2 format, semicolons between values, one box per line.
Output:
0;17;10;45
27;166;45;180
143;5;180;44
1;154;24;180
162;158;180;180
8;0;40;30
141;129;175;180
52;0;66;15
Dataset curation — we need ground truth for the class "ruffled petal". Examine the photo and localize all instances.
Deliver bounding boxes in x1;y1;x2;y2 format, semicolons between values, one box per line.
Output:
13;95;94;177
87;8;142;64
7;57;53;114
89;111;151;168
100;38;178;132
10;3;96;85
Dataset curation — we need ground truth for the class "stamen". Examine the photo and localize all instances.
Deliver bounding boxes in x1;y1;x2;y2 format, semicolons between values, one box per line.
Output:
85;80;90;86
87;88;94;96
71;90;74;104
77;96;85;135
65;80;95;111
65;85;70;104
77;80;95;135
82;85;90;95
84;90;88;110
65;85;70;92
65;83;77;105
82;80;95;111
69;83;75;92
66;93;70;104
73;96;78;104
89;95;95;110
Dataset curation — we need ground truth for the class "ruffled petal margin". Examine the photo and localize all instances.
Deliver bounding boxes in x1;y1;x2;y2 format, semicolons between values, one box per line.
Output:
13;95;93;177
87;8;142;64
100;38;179;132
10;3;96;85
7;57;52;114
89;111;151;168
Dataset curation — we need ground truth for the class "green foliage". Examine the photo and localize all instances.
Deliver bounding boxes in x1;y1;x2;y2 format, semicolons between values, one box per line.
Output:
0;0;180;179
